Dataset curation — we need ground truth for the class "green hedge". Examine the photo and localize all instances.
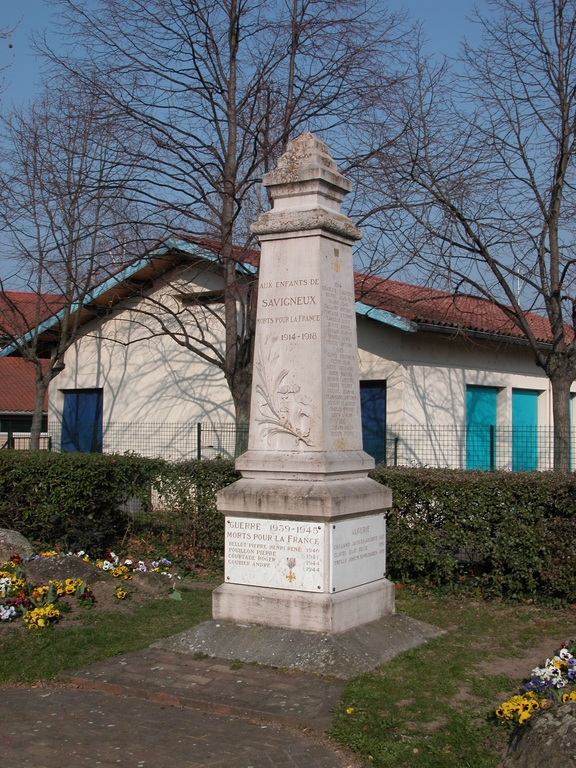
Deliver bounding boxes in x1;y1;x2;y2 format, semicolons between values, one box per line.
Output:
0;452;239;559
371;466;576;603
0;452;162;557
153;458;240;554
3;453;576;603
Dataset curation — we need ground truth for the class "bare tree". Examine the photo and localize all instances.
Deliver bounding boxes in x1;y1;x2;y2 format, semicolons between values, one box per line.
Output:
0;86;141;449
40;0;414;448
365;0;576;471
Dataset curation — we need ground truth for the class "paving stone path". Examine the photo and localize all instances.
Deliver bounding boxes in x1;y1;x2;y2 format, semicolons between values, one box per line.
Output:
0;648;359;768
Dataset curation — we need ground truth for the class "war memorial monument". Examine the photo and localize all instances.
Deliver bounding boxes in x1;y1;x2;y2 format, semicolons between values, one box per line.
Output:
158;133;441;676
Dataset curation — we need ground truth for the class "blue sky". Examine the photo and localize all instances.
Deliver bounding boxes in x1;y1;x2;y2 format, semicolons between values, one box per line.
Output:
0;0;483;108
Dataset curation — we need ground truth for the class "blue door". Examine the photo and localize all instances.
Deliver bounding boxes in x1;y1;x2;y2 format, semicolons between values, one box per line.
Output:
466;385;497;470
512;389;538;471
360;381;386;465
61;389;103;453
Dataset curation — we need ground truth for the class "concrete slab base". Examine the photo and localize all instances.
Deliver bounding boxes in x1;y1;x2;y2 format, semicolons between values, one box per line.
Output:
213;578;395;634
152;614;445;679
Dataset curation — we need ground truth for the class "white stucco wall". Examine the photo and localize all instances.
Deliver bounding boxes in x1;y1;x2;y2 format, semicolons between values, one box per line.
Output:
357;317;575;469
48;267;575;466
48;265;235;459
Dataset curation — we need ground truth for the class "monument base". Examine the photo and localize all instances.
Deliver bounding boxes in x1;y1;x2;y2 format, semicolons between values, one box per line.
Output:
212;578;395;634
153;612;444;679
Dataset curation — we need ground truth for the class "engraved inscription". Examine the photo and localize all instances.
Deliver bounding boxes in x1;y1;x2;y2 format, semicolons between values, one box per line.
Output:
322;281;358;444
225;517;325;591
257;279;321;326
261;295;317;307
330;514;386;592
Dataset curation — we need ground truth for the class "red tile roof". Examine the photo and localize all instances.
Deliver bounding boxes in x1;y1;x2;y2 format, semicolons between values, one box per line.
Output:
0;292;64;340
2;240;566;351
0;357;48;413
355;273;569;344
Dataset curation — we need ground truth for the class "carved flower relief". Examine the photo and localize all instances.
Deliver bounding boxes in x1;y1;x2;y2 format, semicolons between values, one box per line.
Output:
253;335;315;448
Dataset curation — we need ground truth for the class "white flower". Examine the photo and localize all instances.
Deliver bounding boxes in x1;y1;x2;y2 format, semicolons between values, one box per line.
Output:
560;649;573;661
124;559;133;566
0;604;16;621
102;560;112;571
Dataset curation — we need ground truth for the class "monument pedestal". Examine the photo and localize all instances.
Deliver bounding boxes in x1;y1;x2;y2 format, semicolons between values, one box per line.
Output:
213;579;395;634
215;460;395;633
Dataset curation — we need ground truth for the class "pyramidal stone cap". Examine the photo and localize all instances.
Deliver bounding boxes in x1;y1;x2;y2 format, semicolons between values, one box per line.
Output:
252;132;362;241
262;132;351;193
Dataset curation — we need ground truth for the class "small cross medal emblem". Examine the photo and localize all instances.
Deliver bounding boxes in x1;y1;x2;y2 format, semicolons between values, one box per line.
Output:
286;558;296;583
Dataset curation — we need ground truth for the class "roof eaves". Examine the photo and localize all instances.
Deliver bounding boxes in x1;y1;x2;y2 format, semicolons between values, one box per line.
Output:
416;321;553;348
355;301;417;332
0;237;250;358
164;236;257;274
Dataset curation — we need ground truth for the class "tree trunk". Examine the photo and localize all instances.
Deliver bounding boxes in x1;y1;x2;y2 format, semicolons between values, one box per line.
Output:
231;368;251;457
29;371;48;451
551;374;573;472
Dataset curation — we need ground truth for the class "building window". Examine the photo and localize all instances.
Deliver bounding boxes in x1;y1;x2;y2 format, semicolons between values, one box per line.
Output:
61;389;103;453
177;290;225;306
0;414;47;432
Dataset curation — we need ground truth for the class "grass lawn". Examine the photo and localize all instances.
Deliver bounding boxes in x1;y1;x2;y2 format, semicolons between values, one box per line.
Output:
330;591;576;768
0;585;213;685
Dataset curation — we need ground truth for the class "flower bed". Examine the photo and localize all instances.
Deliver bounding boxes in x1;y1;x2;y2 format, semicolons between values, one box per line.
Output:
0;555;93;629
0;549;207;629
496;641;576;725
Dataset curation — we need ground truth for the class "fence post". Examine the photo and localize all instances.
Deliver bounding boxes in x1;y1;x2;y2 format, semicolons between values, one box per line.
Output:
394;436;399;466
490;424;495;471
7;426;13;450
197;423;202;461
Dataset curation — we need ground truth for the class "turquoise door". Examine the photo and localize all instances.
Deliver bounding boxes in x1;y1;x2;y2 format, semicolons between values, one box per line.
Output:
466;386;497;470
512;389;538;471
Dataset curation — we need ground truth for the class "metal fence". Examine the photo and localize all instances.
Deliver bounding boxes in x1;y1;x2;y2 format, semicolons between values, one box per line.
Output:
2;422;575;471
0;431;52;451
381;425;572;472
2;422;248;461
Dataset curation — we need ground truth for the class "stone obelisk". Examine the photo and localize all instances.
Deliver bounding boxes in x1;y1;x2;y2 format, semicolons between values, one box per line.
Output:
213;133;394;633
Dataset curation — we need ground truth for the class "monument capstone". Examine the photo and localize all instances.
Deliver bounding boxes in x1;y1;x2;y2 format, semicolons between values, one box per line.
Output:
212;132;395;633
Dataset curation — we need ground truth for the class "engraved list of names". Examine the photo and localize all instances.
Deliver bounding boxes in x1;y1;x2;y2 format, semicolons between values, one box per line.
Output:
225;517;325;592
322;276;360;448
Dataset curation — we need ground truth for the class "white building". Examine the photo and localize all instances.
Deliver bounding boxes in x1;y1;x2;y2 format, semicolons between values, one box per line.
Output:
4;235;571;469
